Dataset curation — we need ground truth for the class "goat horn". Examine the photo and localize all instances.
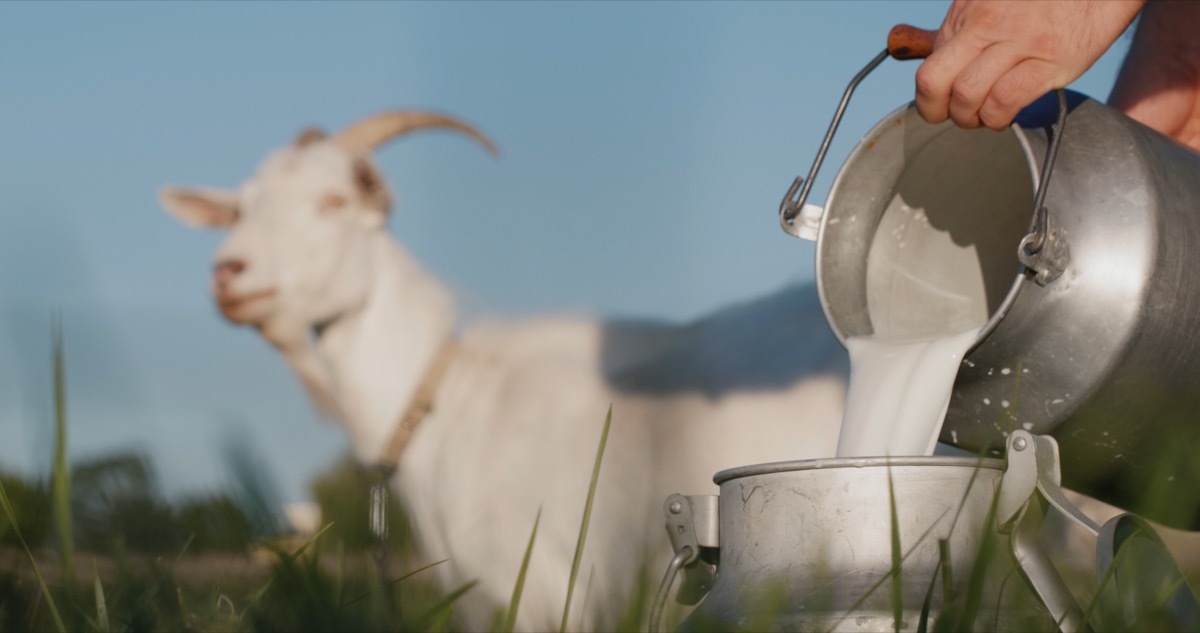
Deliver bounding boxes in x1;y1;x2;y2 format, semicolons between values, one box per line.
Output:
333;110;498;157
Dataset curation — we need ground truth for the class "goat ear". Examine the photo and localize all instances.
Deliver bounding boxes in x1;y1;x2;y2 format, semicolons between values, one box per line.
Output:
159;186;240;229
351;159;393;215
293;127;327;148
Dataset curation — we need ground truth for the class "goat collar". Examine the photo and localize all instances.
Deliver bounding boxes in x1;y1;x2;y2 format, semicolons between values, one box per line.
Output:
376;337;458;471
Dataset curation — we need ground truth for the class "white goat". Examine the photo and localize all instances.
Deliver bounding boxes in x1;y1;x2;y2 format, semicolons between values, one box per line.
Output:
160;111;849;631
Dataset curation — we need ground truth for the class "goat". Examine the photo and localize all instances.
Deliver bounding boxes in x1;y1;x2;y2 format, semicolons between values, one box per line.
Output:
160;110;850;631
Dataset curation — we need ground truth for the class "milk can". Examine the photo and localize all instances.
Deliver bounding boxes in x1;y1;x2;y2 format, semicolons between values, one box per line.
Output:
651;432;1199;632
780;27;1200;528
660;455;1054;632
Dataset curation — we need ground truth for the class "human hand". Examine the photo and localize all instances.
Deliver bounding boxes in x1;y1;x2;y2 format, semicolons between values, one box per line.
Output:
915;0;1144;130
1108;1;1200;153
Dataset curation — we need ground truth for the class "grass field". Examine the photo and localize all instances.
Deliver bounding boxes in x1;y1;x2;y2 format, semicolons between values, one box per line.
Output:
5;324;1200;632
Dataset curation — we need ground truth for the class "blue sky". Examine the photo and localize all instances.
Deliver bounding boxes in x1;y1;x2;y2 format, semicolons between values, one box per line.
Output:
0;2;1134;503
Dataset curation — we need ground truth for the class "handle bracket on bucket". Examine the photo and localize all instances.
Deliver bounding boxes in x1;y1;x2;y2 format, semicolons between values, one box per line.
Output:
649;494;719;632
1018;89;1071;286
999;431;1091;632
662;494;718;604
999;430;1200;631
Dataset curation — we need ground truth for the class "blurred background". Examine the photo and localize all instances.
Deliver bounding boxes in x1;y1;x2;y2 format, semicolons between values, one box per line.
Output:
0;2;1134;507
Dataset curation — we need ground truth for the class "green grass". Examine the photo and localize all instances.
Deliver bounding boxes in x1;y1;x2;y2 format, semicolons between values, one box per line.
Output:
0;322;631;631
560;404;612;633
93;559;110;633
52;314;74;587
887;466;903;633
8;324;1200;632
0;477;66;632
502;509;540;633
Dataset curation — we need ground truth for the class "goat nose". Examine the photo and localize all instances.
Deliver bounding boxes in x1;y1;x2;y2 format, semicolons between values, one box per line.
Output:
214;259;247;285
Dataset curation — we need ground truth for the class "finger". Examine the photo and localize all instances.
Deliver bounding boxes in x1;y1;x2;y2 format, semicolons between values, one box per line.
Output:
980;58;1061;130
914;33;985;124
946;44;1026;129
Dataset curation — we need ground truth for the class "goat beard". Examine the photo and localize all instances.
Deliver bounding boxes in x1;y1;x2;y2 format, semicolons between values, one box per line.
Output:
257;317;344;422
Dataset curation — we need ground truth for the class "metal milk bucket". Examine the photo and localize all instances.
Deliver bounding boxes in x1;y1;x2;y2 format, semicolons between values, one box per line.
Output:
780;27;1200;528
651;432;1200;632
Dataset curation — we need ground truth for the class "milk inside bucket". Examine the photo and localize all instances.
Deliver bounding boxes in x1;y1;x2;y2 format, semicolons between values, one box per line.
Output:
785;27;1200;530
648;25;1200;632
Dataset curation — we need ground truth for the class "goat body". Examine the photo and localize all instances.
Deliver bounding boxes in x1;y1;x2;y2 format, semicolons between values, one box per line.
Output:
161;111;849;631
380;247;846;631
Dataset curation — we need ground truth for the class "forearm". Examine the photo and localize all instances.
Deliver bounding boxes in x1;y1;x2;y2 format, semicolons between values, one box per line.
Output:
1109;0;1200;151
1135;1;1200;58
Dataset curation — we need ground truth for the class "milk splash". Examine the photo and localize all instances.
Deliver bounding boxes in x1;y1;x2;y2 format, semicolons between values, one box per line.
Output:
836;329;979;457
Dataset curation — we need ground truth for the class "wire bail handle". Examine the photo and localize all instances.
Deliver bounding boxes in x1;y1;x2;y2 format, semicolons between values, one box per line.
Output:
780;26;1071;288
779;24;935;238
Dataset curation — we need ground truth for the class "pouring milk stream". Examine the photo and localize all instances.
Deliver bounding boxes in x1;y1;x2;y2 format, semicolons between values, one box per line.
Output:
647;24;1200;631
832;193;990;458
786;25;1200;529
775;25;994;459
798;26;1018;458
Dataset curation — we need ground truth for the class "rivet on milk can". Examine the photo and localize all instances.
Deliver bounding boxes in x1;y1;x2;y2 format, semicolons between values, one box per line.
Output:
781;24;1200;529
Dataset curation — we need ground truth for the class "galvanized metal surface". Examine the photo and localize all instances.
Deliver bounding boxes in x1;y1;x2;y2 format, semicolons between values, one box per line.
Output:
661;494;718;606
656;434;1200;631
676;457;1054;632
998;432;1089;632
805;97;1200;527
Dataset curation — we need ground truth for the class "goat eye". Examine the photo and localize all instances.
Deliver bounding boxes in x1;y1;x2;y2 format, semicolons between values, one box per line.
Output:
319;193;348;213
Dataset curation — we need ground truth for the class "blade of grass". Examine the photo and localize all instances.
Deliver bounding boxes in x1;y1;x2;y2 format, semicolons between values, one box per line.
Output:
1079;523;1141;629
416;579;479;630
560;405;613;633
245;521;335;611
0;479;66;633
70;606;100;632
951;486;1001;632
176;586;192;630
346;559;450;608
828;504;952;631
51;314;74;585
93;559;110;633
917;557;940;633
335;539;346;609
503;508;541;633
938;539;955;605
989;568;1019;632
278;521;333;567
888;465;904;633
580;564;596;633
216;594;237;620
174;533;195;564
391;558;448;585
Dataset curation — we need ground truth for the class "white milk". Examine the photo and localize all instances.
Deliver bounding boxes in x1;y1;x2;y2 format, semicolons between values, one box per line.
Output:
836;329;979;457
831;164;1020;457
